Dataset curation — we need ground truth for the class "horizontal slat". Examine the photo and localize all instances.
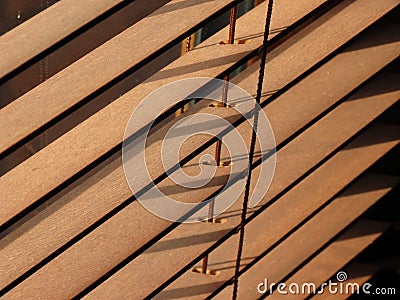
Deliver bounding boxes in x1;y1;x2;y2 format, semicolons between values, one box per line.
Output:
141;124;399;300
1;0;395;232
1;0;321;291
4;67;399;297
86;67;400;298
83;11;400;293
215;177;398;299
267;221;389;300
0;0;175;109
0;0;125;79
0;0;330;230
1;1;398;299
0;0;334;156
311;263;380;300
0;0;242;154
1;2;399;293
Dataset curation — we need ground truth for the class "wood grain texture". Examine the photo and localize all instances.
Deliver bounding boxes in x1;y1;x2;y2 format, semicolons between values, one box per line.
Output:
151;124;399;300
267;221;389;300
83;17;400;295
215;178;397;300
0;0;330;230
1;0;398;298
4;74;399;298
0;0;325;291
1;0;396;232
0;0;240;153
1;2;399;293
0;0;124;79
95;68;400;298
311;263;380;300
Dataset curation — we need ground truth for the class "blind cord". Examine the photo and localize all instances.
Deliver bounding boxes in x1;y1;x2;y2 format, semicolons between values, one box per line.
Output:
231;1;274;298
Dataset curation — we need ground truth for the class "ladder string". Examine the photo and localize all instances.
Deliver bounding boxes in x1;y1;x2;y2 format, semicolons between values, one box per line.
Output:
232;1;274;298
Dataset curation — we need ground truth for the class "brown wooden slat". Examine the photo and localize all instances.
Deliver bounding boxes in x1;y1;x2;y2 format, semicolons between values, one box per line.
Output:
144;124;399;300
0;0;333;155
214;177;398;299
92;68;400;298
0;0;396;296
0;0;174;109
0;0;125;79
0;0;241;154
311;263;380;300
0;0;331;291
0;0;329;227
1;0;395;232
1;7;399;294
82;23;400;296
4;67;399;298
267;222;389;300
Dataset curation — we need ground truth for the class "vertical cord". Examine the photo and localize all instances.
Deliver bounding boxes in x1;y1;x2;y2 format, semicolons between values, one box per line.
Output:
228;6;238;44
215;5;238;166
231;1;274;299
180;35;193;113
186;35;192;53
202;5;239;274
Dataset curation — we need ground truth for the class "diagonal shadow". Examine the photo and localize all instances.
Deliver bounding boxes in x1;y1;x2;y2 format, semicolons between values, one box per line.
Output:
150;0;214;16
146;50;254;83
147;228;231;253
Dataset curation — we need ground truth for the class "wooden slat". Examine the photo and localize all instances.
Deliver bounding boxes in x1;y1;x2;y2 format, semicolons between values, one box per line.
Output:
0;0;175;109
82;21;400;296
0;0;328;228
0;0;241;154
1;5;399;294
214;176;398;299
1;1;398;299
311;263;380;300
142;125;399;300
0;0;333;155
0;0;331;292
1;0;396;232
267;222;389;300
91;68;400;298
4;67;399;297
0;0;125;79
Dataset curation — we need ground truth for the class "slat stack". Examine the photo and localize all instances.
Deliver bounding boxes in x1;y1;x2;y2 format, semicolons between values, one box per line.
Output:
1;0;399;299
